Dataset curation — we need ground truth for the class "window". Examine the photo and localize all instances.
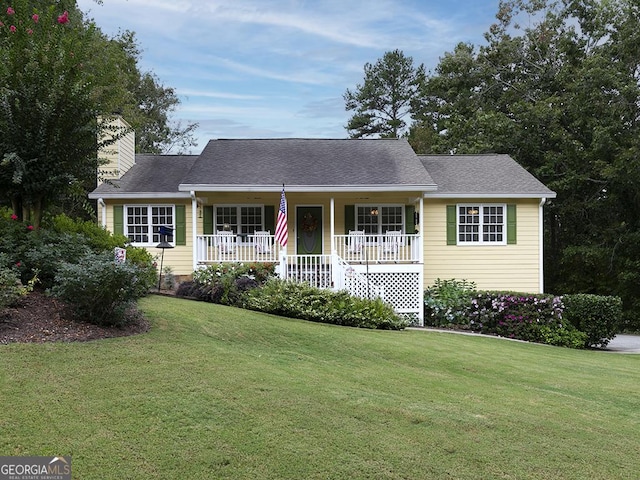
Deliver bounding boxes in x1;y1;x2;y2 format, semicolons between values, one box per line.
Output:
356;205;403;235
457;204;505;244
125;205;174;245
215;206;263;237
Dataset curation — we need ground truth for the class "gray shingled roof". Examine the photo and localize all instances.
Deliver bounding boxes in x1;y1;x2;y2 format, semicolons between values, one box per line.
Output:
178;138;436;191
89;155;197;198
420;154;556;198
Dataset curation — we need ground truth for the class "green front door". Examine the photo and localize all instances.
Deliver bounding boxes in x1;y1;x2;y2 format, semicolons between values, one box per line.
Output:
296;206;323;255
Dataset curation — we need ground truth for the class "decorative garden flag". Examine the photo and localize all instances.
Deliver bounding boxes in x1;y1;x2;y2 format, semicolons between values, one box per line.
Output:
275;187;288;247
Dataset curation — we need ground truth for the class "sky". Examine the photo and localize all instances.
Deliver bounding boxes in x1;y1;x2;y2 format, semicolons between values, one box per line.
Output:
75;0;502;153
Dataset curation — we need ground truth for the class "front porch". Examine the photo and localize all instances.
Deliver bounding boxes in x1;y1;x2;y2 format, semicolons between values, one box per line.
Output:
195;232;424;324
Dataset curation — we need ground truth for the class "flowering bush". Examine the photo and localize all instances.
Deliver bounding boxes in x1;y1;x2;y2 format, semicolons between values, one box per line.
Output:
179;262;276;305
245;279;407;330
424;279;589;348
423;278;477;327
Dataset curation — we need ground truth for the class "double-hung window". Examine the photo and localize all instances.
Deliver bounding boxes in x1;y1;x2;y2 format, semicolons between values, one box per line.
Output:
215;205;264;238
356;205;404;235
125;205;175;245
457;204;506;245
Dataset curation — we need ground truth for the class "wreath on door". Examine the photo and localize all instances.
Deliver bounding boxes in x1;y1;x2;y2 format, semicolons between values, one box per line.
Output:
301;212;318;233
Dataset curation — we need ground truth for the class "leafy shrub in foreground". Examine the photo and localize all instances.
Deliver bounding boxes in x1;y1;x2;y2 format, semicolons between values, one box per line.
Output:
49;213;129;252
423;278;476;327
424;279;587;348
0;252;36;309
244;279;407;330
51;251;155;327
179;262;276;305
563;294;622;348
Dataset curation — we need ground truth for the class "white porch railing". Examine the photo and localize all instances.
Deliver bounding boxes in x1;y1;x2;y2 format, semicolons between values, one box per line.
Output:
195;233;421;265
332;255;385;300
280;254;333;289
334;233;420;263
196;234;278;264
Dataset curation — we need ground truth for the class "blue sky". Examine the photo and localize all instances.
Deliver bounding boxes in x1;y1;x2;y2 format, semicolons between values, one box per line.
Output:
76;0;501;153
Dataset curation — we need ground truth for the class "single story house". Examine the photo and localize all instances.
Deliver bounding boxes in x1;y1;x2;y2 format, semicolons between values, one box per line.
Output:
89;124;556;325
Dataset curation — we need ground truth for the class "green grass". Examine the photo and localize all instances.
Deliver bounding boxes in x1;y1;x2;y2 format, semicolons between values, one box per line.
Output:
1;296;639;479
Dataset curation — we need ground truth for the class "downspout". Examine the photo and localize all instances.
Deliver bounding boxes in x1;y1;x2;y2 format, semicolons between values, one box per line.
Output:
539;198;547;293
191;191;197;272
97;198;106;228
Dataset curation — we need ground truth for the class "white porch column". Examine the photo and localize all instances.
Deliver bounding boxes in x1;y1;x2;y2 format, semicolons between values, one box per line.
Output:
539;198;547;293
191;191;197;271
330;197;335;254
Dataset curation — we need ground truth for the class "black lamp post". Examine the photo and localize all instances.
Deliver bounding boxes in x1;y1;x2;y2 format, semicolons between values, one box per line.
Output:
156;226;174;291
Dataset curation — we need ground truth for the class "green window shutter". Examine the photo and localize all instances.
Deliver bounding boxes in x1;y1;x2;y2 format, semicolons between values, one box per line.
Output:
203;206;214;234
175;205;186;245
264;205;275;233
405;205;415;245
405;205;415;234
344;205;355;244
113;205;124;236
507;204;517;245
446;205;457;245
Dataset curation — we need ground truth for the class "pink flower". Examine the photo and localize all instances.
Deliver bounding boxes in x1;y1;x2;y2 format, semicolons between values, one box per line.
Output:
10;214;18;220
15;262;21;268
27;28;33;34
57;10;69;24
27;225;33;231
9;25;16;32
0;22;4;27
32;14;38;23
7;7;15;15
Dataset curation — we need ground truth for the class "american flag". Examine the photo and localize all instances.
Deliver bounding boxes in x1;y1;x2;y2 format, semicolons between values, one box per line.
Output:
275;187;288;247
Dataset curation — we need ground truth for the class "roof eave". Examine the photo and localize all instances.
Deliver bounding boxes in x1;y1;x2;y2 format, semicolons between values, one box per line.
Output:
179;184;438;193
424;192;557;199
88;192;193;200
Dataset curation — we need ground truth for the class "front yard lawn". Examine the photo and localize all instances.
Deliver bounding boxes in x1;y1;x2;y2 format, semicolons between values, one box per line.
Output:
1;295;639;479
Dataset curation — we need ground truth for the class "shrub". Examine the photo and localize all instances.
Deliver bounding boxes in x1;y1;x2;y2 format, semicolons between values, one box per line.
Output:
0;252;36;309
180;263;276;306
423;279;476;327
563;294;622;348
22;230;91;288
49;213;129;251
244;279;407;330
471;293;565;341
51;251;155;327
125;246;158;289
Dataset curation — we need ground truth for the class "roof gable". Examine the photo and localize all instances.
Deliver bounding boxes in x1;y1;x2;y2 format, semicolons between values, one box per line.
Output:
420;154;556;199
178;138;436;191
89;154;197;199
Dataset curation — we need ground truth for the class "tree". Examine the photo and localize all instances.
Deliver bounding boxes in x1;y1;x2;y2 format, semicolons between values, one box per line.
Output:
413;0;640;327
0;1;120;227
344;49;425;138
90;29;198;154
0;1;199;226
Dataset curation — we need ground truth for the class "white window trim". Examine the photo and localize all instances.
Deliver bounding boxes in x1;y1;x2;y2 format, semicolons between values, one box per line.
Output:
125;204;176;247
355;204;405;236
213;204;265;240
457;203;507;246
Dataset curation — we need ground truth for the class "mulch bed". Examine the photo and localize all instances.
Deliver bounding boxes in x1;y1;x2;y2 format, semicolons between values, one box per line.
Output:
0;290;150;344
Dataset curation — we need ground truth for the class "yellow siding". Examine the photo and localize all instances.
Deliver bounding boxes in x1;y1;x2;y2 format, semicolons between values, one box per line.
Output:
98;117;135;184
197;191;420;255
423;199;542;293
103;199;194;276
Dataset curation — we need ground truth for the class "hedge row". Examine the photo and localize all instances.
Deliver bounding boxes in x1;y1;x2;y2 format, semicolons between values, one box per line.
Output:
177;263;406;330
424;279;621;349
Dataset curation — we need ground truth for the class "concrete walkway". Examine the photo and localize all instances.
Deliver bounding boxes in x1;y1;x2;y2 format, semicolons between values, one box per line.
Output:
418;328;640;354
604;334;640;354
